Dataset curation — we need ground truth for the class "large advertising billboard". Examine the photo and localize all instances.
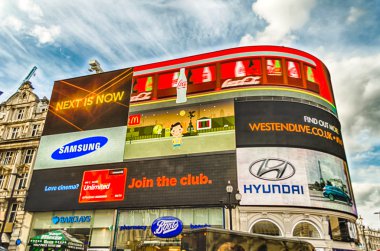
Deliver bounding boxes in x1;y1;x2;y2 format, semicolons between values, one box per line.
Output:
235;100;345;159
43;68;133;136
25;153;237;211
35;126;126;169
79;168;127;203
133;46;336;107
125;100;235;159
237;147;356;215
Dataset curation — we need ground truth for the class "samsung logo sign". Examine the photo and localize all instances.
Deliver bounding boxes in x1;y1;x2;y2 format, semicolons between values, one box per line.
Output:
151;216;183;238
51;136;108;160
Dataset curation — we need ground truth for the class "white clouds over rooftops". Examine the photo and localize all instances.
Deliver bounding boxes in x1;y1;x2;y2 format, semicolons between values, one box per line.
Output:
346;7;364;24
30;25;61;45
240;0;316;45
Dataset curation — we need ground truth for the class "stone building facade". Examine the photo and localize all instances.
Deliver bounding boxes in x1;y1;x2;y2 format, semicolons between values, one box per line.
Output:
357;222;380;251
0;81;48;250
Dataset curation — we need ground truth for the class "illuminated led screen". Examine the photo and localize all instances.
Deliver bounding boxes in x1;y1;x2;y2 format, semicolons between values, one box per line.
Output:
235;100;345;159
43;68;133;135
35;126;126;169
79;168;127;203
237;147;356;215
25;153;237;211
125;100;235;160
132;46;335;106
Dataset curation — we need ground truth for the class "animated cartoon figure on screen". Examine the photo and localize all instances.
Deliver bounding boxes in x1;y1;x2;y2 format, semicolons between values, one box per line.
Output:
170;122;183;149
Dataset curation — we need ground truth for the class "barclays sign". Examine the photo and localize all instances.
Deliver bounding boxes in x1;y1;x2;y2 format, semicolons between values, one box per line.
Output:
151;216;183;238
52;215;91;224
51;136;108;160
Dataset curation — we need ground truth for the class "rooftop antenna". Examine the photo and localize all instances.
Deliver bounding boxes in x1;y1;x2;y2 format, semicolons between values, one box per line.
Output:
23;66;37;83
88;59;104;73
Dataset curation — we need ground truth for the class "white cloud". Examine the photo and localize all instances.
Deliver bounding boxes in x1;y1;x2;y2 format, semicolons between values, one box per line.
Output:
1;16;24;31
29;25;61;44
347;7;364;24
241;0;316;45
324;53;380;154
352;182;380;228
17;0;43;21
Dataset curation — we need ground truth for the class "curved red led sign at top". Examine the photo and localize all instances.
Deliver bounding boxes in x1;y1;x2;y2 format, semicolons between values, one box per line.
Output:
132;46;335;107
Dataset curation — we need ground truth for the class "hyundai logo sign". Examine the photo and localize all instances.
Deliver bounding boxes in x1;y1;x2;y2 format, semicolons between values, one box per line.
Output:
249;158;296;181
151;216;183;238
51;136;108;160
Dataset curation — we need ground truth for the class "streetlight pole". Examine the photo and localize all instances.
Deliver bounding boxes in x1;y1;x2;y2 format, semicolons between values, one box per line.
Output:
0;173;21;246
220;180;242;231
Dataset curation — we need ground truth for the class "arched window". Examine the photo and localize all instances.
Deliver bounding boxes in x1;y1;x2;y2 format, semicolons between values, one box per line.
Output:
251;220;281;236
293;221;321;238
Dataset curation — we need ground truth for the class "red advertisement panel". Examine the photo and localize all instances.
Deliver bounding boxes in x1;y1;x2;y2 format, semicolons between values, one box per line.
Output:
79;168;127;203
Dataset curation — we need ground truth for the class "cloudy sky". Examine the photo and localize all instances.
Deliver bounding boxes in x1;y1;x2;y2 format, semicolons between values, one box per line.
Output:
1;0;379;228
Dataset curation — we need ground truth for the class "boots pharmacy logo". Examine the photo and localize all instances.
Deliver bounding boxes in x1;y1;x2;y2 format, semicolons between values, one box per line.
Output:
51;136;108;160
151;216;183;238
249;158;296;181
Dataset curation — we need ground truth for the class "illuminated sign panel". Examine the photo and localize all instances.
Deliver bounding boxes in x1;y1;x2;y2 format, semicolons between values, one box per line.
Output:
237;147;356;215
133;46;335;106
125;100;235;160
25;153;237;211
35;126;126;169
43;68;133;136
235;100;345;159
79;168;127;203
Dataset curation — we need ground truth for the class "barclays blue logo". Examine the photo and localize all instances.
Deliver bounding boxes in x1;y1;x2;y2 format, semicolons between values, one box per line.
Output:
52;215;91;224
51;136;108;160
52;216;60;224
151;216;183;238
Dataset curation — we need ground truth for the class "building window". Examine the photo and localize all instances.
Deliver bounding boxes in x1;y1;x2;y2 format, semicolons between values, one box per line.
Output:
306;65;317;83
267;59;282;76
0;173;5;189
158;71;180;90
17;109;25;120
329;216;356;242
131;76;154;102
221;59;261;80
251;220;282;236
10;127;19;139
16;172;28;190
287;61;301;78
24;149;35;164
293;221;321;238
7;203;18;222
3;151;15;165
132;76;153;94
31;124;40;137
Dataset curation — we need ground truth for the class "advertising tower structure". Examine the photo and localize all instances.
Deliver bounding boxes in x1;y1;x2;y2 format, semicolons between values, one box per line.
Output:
25;46;357;251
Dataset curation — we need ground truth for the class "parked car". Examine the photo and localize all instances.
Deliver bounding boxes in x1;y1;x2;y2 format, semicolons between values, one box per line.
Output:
323;185;352;205
0;246;8;251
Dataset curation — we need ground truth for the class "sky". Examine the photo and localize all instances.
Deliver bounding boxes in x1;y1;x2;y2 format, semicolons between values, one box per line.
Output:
0;0;379;228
